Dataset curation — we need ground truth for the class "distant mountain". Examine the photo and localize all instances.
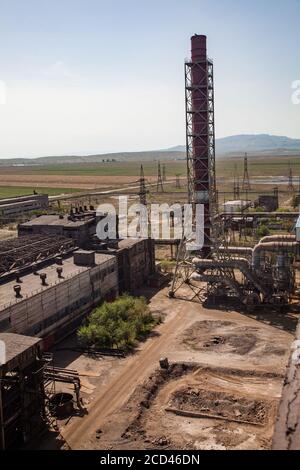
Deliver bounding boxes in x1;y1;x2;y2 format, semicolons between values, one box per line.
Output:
0;151;186;166
162;145;186;153
216;134;300;155
165;135;300;156
1;134;299;166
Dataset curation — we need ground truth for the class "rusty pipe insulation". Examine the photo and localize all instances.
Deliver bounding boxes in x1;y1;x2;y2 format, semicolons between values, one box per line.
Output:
252;242;299;270
218;246;253;256
259;235;295;244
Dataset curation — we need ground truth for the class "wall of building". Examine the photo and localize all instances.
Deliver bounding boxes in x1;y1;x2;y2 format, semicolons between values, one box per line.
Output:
18;216;97;247
0;257;118;348
0;195;49;221
95;238;156;294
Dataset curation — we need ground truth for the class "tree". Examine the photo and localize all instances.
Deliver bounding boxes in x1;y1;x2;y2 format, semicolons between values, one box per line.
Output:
77;295;157;350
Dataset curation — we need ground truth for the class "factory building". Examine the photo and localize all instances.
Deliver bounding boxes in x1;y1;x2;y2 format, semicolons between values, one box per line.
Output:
0;333;45;450
0;249;118;349
223;200;252;214
257;194;279;212
88;237;156;293
18;212;101;247
0;194;49;222
19;211;156;294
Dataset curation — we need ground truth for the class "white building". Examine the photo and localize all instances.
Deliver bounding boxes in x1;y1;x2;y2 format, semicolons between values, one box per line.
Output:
223;200;252;214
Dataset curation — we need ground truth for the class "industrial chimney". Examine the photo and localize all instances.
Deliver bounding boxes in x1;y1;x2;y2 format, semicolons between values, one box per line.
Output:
185;34;216;255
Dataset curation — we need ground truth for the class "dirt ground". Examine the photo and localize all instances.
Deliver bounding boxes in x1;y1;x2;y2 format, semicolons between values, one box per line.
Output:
0;175;157;190
37;284;298;451
0;228;17;240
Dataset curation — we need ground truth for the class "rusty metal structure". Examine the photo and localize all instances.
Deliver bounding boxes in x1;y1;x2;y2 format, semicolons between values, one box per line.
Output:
170;35;299;307
185;34;217;252
0;235;76;279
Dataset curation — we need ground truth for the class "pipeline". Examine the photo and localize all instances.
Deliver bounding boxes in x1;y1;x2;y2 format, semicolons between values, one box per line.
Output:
192;257;268;298
252;241;298;270
259;235;295;244
219;246;253;256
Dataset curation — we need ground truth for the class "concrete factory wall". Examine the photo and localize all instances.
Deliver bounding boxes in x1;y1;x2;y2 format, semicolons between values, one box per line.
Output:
0;194;49;220
0;255;118;348
19;214;97;247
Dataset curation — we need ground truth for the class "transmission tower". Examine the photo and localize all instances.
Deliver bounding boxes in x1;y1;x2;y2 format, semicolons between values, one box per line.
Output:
242;153;251;191
162;164;167;182
233;164;240;199
288;162;295;192
139;165;147;206
156;161;164;192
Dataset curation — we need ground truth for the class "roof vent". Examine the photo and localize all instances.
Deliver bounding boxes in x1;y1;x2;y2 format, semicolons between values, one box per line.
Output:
14;284;22;298
40;273;47;286
57;267;63;279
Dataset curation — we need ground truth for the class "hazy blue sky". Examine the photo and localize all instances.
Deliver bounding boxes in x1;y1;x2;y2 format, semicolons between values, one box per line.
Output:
0;0;299;158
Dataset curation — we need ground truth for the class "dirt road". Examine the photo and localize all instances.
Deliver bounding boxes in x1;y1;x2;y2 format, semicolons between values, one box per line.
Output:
59;287;294;450
62;297;186;449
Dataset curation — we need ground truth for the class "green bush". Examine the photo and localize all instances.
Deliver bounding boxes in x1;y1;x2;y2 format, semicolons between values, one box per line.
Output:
257;224;270;237
77;295;157;350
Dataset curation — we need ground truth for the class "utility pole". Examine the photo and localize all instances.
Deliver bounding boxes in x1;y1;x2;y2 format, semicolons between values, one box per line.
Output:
156;161;164;192
175;174;181;189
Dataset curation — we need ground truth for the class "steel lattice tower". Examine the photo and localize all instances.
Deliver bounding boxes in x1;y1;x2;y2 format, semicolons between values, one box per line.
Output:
139;165;147;206
233;164;240;199
288;162;295;192
242;153;251;191
156;161;164;192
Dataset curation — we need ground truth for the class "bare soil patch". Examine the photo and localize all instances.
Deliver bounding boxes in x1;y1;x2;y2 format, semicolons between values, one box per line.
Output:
96;363;282;450
182;320;286;357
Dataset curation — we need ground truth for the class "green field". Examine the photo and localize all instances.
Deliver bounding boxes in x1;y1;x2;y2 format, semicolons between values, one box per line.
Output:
0;155;298;179
216;155;300;179
0;161;187;177
0;186;81;199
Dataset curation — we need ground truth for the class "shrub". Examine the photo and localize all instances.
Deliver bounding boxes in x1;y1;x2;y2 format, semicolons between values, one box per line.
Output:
77;295;157;350
257;224;270;238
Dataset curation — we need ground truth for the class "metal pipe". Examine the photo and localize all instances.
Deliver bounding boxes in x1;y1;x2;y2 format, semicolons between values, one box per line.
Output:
259;235;295;244
218;246;253;256
252;241;299;270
